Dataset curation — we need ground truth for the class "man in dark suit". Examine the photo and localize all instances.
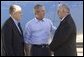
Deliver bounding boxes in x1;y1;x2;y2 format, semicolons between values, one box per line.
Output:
1;5;24;56
49;3;77;56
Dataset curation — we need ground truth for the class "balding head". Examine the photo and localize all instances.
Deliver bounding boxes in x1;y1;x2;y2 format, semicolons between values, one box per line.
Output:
9;5;21;14
9;5;22;21
57;3;70;19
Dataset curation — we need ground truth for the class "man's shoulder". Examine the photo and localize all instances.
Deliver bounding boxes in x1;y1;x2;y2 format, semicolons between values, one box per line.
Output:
44;18;52;22
1;17;13;31
3;17;13;26
44;18;50;20
25;18;35;27
44;18;53;24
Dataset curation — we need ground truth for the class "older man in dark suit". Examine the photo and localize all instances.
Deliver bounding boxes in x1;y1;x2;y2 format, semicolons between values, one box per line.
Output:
49;3;77;56
1;5;24;56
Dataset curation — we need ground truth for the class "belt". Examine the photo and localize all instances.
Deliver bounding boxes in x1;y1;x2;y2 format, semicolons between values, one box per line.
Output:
32;44;49;48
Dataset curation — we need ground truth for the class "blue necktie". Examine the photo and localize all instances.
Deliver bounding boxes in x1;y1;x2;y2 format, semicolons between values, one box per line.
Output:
18;22;23;35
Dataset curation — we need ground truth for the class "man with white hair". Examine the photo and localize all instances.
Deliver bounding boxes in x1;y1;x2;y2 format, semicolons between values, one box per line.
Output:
49;3;77;56
1;5;24;56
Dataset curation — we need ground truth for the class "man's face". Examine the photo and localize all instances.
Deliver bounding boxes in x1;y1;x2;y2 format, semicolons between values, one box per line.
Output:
13;10;22;21
35;7;45;20
57;8;64;19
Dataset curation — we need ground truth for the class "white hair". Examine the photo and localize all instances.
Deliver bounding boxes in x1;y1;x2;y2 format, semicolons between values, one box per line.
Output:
13;5;22;12
57;3;70;13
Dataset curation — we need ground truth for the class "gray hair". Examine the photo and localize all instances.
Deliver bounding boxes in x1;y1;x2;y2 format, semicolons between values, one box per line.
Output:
34;4;44;10
58;3;70;13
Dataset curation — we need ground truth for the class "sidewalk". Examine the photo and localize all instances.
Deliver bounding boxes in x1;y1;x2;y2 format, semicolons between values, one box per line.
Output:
76;34;83;56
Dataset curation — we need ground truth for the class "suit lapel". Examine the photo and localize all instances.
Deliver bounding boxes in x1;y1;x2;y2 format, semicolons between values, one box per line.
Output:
10;17;23;36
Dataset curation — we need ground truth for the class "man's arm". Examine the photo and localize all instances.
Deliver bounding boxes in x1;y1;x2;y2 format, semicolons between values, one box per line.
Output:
24;23;31;56
50;23;72;51
50;20;56;39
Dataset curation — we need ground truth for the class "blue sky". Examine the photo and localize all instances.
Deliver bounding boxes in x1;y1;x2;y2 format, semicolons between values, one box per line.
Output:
1;1;83;34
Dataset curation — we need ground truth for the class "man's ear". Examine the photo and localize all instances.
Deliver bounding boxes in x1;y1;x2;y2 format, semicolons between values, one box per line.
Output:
62;8;65;13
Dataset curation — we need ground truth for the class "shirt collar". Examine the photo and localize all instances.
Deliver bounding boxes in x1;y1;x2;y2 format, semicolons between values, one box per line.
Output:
10;15;19;25
61;13;70;21
34;18;45;23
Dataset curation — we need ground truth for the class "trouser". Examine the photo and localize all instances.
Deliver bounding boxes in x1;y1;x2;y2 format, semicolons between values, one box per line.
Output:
30;44;52;56
24;44;31;56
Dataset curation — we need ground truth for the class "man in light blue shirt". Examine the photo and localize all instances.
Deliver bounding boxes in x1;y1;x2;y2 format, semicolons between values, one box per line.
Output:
24;4;56;56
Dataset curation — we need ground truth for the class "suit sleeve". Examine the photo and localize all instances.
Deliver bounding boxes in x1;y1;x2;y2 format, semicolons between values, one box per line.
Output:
50;23;72;51
2;24;14;56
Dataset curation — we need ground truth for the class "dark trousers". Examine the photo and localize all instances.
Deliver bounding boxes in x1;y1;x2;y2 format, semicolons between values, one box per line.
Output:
30;45;52;56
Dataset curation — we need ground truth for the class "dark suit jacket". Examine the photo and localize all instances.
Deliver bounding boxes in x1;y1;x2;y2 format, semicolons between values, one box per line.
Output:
49;14;77;56
1;17;24;56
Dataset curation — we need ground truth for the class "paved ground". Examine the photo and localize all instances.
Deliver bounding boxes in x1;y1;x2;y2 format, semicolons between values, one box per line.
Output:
76;34;83;56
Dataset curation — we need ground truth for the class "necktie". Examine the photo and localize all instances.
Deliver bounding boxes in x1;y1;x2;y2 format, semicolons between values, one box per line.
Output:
18;22;23;35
